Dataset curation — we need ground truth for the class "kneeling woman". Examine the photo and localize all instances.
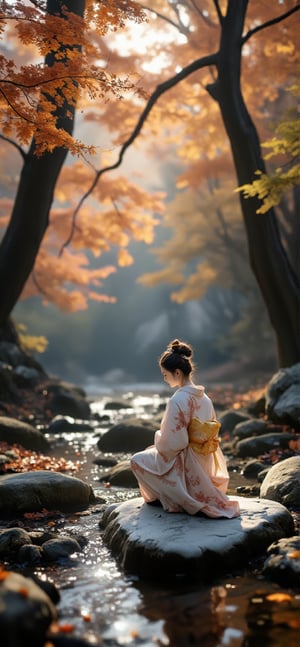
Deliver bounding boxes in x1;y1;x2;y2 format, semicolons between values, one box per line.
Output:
131;339;240;519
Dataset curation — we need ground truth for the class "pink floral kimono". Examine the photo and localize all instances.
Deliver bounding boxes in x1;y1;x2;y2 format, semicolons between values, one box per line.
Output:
131;385;240;518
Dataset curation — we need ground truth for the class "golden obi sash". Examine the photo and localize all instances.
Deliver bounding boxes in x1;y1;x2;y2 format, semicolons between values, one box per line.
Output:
188;418;221;455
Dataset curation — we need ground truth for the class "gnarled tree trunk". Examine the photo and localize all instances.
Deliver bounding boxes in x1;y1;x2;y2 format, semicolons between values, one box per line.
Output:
210;0;300;367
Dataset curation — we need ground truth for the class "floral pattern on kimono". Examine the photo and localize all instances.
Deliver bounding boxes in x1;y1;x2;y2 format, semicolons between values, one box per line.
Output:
131;385;240;519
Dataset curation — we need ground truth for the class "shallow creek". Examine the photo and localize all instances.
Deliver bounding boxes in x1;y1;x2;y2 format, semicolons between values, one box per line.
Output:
22;392;300;646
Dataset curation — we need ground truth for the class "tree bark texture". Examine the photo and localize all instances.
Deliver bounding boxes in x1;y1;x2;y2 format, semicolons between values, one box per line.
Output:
0;0;85;325
211;0;300;367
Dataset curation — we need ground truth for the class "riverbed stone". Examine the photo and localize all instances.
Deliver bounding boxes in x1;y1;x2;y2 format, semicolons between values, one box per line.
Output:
262;535;300;587
0;570;57;647
18;543;43;564
232;419;268;440
234;431;297;458
100;496;294;582
260;456;300;507
97;417;157;452
265;363;300;424
0;470;95;515
42;536;81;561
47;415;94;433
99;459;138;488
0;416;49;451
219;410;251;434
0;528;32;554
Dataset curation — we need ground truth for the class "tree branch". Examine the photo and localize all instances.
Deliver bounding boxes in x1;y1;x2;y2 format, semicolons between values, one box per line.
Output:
59;50;218;255
213;0;224;25
242;3;300;44
138;3;184;33
0;134;27;160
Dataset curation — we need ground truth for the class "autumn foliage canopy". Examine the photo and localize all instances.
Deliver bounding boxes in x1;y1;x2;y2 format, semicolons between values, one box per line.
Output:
0;1;299;367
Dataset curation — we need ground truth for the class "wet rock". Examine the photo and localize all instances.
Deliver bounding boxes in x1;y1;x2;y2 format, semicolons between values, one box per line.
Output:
99;459;138;488
50;391;90;419
233;419;268;440
0;416;49;452
0;528;32;553
18;543;43;564
0;570;57;647
47;415;94;433
236;485;260;496
247;394;266;417
257;467;271;482
42;536;81;561
234;432;297;458
28;530;58;545
262;536;300;587
265;363;300;425
242;460;266;478
0;526;86;566
97;417;156;452
0;341;26;367
103;399;131;410
13;365;41;387
260;456;300;507
100;496;294;582
0;470;95;515
219;410;251;434
93;455;118;467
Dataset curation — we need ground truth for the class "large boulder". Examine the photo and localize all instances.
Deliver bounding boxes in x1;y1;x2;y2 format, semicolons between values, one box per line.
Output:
260;456;300;508
0;416;49;451
100;496;294;582
0;470;95;515
265;363;300;425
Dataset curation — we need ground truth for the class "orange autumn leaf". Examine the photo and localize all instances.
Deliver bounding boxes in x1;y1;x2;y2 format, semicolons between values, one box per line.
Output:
82;613;92;622
0;570;11;581
287;550;300;559
288;619;300;629
266;593;293;603
56;623;75;634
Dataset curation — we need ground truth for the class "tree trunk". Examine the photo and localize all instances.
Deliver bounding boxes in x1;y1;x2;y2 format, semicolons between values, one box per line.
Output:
0;0;85;325
210;0;300;367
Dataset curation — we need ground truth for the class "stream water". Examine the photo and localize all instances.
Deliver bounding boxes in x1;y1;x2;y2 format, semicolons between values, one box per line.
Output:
20;390;300;646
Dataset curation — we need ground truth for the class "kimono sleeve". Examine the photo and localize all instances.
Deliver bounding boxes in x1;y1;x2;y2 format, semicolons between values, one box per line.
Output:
155;397;189;461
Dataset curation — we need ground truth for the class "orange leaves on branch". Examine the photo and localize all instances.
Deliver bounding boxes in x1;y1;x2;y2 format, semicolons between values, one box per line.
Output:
0;0;145;155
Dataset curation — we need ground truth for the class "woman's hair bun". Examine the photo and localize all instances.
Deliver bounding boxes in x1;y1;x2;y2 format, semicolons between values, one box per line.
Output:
169;339;193;358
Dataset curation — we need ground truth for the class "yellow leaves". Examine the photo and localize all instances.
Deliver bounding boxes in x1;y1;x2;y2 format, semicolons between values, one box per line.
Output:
17;323;48;354
139;265;184;288
264;41;296;58
238;78;300;213
171;262;218;304
118;248;134;267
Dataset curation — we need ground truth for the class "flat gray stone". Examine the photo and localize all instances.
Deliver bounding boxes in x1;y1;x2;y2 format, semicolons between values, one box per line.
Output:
100;496;294;582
